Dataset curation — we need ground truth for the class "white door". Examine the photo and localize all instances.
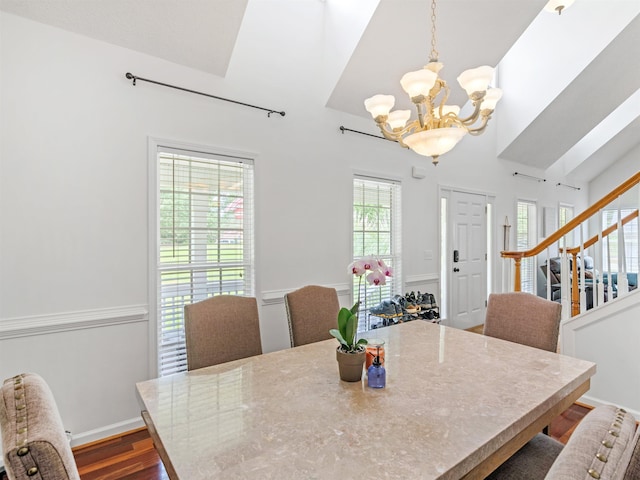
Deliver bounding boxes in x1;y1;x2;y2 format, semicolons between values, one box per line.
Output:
449;191;487;330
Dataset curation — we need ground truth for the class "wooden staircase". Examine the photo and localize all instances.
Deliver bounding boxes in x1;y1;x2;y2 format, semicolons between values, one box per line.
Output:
502;171;640;318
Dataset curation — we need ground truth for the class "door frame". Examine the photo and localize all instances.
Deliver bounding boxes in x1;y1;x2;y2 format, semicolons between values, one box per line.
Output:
438;185;496;328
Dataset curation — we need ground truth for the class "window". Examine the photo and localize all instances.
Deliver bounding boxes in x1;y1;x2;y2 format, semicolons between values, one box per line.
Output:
559;204;574;228
516;200;537;293
602;209;639;274
153;143;254;376
558;203;575;249
352;176;402;330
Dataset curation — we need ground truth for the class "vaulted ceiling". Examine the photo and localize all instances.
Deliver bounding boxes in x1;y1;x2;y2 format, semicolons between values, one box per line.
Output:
2;0;638;182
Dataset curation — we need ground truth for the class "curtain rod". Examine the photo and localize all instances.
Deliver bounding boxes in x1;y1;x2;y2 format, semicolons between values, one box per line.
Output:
513;172;546;182
557;182;581;191
339;126;387;141
125;72;285;117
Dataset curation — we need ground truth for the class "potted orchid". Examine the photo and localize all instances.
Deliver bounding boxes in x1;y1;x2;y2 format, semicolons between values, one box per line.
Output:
330;256;393;381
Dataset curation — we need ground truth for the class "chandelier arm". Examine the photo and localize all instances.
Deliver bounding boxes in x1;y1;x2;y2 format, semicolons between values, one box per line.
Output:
377;127;402;143
434;81;451;119
376;125;411;149
466;115;491;135
457;101;483;125
415;103;427;129
440;115;465;130
397;137;411;149
377;120;421;140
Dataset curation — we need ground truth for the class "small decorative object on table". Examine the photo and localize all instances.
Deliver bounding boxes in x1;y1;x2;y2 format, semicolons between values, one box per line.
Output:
365;339;385;371
331;256;393;382
367;343;386;389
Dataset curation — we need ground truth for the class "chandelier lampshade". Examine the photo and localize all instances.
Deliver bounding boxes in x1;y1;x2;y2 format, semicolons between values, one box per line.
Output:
400;69;438;98
481;88;503;111
387;110;412;130
363;94;395;119
364;0;502;165
456;66;495;98
404;128;466;161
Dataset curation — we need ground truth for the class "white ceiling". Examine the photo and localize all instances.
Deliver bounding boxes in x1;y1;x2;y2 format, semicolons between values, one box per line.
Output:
1;0;638;182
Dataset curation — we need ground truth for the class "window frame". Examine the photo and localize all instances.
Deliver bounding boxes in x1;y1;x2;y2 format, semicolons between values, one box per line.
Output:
351;174;402;331
148;138;256;377
516;199;537;293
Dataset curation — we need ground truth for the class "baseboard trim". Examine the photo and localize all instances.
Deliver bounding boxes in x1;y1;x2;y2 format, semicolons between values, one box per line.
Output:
0;305;149;340
580;394;640;419
70;416;145;448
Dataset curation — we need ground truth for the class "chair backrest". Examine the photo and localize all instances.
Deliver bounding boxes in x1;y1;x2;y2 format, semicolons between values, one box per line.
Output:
184;295;262;370
0;373;80;480
483;292;562;352
284;285;339;347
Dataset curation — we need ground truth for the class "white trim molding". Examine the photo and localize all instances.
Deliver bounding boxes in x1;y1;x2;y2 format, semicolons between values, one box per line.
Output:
405;273;439;287
262;283;351;306
70;416;145;448
0;305;149;340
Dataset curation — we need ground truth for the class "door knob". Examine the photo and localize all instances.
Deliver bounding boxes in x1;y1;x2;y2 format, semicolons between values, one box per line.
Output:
453;267;460;272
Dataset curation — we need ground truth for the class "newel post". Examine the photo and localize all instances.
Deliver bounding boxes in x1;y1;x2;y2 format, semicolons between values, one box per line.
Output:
513;257;521;292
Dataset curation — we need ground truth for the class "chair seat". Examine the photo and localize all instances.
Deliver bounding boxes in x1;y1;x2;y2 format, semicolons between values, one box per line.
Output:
486;433;564;480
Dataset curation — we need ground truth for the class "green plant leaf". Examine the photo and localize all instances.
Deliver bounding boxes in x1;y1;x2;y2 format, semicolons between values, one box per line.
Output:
337;307;352;338
350;301;360;315
329;329;347;347
356;338;368;347
344;313;357;347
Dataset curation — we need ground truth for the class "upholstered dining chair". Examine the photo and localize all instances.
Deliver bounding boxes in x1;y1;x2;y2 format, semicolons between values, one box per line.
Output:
284;285;340;347
0;373;80;480
483;292;562;353
484;292;563;437
184;295;263;371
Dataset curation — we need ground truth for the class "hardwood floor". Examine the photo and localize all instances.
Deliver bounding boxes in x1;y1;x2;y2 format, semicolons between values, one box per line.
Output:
73;428;169;480
33;403;587;480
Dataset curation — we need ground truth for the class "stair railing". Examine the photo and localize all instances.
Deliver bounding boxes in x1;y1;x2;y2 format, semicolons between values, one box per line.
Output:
501;171;640;318
562;209;638;316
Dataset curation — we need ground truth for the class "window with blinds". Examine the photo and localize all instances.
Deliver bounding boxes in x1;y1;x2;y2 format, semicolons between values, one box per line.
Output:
516;200;537;293
352;176;402;331
155;145;254;376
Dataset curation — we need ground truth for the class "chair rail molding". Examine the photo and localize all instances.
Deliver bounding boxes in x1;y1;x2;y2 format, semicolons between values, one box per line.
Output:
0;305;149;340
405;273;439;287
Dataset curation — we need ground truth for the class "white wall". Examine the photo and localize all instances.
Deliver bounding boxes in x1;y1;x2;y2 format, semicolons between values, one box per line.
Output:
562;290;640;417
588;143;640;204
0;12;591;445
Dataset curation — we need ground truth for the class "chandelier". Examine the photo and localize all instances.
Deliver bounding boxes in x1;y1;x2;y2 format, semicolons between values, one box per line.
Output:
364;0;502;165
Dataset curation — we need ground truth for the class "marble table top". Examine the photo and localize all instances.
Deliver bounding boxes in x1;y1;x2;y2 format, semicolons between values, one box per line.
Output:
136;321;596;479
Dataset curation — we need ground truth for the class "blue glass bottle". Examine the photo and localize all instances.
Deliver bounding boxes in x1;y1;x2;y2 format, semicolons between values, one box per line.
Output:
367;352;386;388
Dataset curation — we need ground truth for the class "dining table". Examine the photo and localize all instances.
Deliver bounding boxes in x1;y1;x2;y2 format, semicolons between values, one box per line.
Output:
136;320;596;479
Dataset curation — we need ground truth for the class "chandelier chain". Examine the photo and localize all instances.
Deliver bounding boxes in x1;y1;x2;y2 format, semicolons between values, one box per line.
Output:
430;0;438;62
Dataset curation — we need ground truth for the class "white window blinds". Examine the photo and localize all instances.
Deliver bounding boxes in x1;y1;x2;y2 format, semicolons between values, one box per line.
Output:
155;146;255;376
516;200;537;293
352;176;402;331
